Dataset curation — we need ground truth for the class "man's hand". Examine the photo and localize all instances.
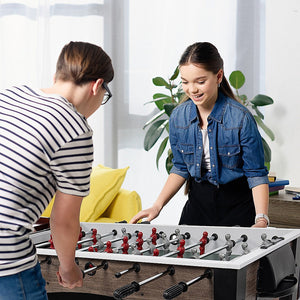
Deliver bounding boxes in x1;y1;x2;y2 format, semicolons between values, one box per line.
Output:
56;262;83;289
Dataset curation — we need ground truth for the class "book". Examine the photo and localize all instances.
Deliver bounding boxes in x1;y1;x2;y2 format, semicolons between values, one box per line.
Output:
269;179;289;188
285;187;300;195
269;179;289;196
268;175;276;182
269;185;285;193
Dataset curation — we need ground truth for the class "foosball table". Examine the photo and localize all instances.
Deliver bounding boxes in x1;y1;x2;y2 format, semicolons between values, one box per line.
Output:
31;221;300;300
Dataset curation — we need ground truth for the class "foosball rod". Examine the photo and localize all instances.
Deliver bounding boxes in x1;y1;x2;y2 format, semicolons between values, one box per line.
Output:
77;232;132;252
77;229;117;246
163;269;212;299
81;260;108;278
163;233;218;258
115;263;140;278
198;234;247;259
113;266;175;300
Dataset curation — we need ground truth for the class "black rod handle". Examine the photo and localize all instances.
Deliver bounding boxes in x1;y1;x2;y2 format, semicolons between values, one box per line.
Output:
113;281;140;299
163;282;187;299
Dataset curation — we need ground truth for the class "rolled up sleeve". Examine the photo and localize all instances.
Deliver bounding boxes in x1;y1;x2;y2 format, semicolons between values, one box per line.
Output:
240;113;269;188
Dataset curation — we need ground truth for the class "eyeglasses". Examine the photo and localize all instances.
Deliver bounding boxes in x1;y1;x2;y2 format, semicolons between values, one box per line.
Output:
102;82;112;105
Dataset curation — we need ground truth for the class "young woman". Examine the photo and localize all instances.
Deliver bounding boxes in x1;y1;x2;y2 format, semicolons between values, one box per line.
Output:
130;42;269;228
0;41;114;299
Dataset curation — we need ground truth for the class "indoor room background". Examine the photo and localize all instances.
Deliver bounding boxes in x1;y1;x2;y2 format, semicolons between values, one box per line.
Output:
0;0;299;225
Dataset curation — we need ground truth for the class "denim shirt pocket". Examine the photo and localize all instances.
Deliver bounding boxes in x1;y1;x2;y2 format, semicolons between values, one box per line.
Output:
176;143;194;166
218;145;242;169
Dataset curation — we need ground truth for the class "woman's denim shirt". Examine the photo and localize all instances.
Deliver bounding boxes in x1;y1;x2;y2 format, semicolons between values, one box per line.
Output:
169;92;269;189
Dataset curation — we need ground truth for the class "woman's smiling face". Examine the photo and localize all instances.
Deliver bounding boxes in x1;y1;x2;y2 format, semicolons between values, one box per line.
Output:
180;63;223;110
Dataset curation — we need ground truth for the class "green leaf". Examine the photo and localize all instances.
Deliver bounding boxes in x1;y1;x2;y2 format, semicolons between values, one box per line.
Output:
143;110;165;129
262;137;271;163
252;106;264;120
170;66;179;81
144;119;168;151
251;94;274;106
164;103;177;117
229;70;245;89
153;93;172;110
254;116;275;141
152;77;171;89
165;149;173;174
156;137;169;169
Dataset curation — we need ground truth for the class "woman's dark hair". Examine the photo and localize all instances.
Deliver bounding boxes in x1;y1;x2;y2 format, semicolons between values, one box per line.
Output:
55;41;114;85
179;42;235;100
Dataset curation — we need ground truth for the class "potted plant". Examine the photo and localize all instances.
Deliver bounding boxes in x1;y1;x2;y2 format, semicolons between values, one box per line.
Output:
229;70;275;169
143;69;274;173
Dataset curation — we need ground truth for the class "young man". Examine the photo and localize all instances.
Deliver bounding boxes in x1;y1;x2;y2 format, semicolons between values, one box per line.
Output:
0;41;114;299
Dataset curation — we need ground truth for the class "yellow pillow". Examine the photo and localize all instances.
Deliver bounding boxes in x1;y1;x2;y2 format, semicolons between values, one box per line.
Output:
100;189;142;223
41;164;129;222
80;164;129;222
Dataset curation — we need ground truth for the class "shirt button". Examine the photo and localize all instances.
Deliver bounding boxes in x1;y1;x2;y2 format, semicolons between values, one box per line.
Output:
181;150;184;153
199;146;202;150
196;163;200;167
210;146;213;150
212;164;215;167
208;129;212;132
228;152;230;155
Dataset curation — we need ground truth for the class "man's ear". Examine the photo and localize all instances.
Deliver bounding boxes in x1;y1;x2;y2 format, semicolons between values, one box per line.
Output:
91;78;104;95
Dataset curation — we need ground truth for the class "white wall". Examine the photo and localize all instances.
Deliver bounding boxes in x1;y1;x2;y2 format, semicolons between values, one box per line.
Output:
265;0;300;187
120;1;300;226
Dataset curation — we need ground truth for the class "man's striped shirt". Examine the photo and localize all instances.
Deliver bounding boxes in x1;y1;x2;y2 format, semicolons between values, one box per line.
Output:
0;85;93;276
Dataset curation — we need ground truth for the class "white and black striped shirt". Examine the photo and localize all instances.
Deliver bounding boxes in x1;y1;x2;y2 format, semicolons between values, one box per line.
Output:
0;85;93;276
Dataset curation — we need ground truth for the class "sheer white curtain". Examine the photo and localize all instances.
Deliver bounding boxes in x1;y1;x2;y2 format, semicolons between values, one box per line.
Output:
0;0;111;164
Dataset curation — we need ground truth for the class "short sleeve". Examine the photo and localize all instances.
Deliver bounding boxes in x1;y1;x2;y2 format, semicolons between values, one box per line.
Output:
50;131;93;197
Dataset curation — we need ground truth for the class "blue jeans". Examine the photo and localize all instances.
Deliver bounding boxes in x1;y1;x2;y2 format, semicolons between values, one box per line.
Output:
0;263;48;300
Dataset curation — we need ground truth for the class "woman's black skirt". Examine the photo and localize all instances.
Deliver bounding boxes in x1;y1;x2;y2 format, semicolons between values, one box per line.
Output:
179;176;255;227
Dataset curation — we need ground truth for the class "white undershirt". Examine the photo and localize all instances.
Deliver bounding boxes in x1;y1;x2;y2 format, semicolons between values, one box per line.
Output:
201;129;211;171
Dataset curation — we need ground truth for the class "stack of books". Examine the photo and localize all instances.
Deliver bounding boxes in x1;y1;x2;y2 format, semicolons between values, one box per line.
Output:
269;178;290;195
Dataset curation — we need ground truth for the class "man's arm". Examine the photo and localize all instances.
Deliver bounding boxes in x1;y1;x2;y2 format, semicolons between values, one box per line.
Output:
50;190;83;288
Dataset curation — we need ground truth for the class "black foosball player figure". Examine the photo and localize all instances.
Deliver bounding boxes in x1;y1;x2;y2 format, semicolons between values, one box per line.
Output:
130;41;269;229
0;41;114;300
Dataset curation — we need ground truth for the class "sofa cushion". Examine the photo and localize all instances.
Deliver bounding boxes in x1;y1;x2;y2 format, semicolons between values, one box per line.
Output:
80;164;129;222
100;188;142;223
42;164;129;222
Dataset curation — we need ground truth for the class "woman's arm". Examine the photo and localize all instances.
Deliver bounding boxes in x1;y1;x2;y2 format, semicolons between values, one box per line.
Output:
129;173;186;223
252;183;269;228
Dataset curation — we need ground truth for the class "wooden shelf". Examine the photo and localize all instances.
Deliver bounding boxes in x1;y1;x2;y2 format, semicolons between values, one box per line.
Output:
269;191;300;228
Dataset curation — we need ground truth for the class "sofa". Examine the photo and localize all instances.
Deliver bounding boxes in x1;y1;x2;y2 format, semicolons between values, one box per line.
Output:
41;164;142;223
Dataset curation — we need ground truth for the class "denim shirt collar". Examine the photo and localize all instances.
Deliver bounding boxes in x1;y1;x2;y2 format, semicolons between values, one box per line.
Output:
189;92;227;124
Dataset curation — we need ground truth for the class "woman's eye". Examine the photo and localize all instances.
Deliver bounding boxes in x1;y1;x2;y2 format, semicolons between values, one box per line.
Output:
198;81;205;84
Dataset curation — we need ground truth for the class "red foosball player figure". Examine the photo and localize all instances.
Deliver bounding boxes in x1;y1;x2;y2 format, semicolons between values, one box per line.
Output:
105;241;113;253
136;231;144;250
88;246;98;252
153;248;159;256
199;231;208;255
121;236;129;254
177;239;185;258
151;227;157;245
49;234;55;249
77;228;83;249
91;228;97;236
